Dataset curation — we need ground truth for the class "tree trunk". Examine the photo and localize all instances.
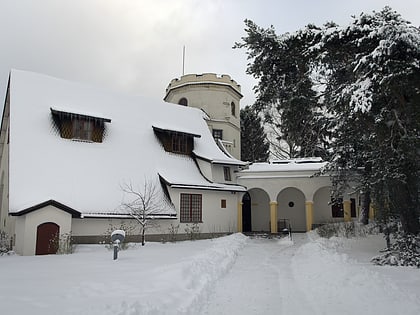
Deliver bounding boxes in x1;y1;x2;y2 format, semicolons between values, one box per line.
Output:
142;228;145;246
359;190;370;225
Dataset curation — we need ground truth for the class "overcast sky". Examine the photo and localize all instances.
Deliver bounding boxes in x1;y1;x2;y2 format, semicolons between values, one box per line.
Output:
1;0;419;108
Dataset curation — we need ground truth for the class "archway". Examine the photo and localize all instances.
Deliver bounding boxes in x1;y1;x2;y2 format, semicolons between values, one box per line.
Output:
36;222;59;255
246;188;270;232
277;188;306;232
242;192;252;232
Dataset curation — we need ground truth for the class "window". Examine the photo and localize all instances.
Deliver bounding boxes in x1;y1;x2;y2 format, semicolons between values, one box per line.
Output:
72;119;94;141
178;97;188;106
223;166;231;181
231;102;236;116
331;198;344;218
50;108;111;143
180;194;202;223
212;129;223;141
221;199;227;208
153;127;198;155
172;133;188;154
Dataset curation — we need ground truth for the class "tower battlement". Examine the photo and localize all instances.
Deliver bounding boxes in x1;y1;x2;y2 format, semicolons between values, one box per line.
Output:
165;73;242;96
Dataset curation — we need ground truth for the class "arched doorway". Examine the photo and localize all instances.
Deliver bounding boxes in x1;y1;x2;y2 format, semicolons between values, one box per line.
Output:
277;188;306;232
36;222;59;255
245;188;270;232
242;192;252;232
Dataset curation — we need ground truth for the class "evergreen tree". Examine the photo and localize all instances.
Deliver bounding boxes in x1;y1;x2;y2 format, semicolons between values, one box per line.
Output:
240;105;269;162
236;7;420;234
235;21;331;159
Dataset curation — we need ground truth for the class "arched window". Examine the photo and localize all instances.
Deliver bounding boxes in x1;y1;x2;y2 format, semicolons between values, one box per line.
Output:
231;102;236;116
178;97;188;106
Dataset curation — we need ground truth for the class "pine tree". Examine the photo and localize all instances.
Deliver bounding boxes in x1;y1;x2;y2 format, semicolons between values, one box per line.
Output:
236;7;420;234
240;105;269;162
235;21;331;159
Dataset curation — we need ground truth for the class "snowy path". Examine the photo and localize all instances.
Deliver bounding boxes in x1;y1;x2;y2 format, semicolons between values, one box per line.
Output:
202;235;314;314
202;233;420;315
1;233;420;315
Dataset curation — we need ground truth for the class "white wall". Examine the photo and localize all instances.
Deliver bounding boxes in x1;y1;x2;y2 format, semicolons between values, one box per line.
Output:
168;187;238;234
277;187;306;232
14;205;72;255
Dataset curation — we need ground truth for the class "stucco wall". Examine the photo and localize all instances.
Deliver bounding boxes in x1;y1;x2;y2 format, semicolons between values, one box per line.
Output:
14;205;72;255
164;74;242;160
71;188;240;244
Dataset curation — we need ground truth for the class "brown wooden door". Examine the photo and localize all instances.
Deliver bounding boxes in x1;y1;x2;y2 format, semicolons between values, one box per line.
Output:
36;222;59;255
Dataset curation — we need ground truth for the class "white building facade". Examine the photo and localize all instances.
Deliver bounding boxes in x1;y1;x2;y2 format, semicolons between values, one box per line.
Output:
164;73;242;160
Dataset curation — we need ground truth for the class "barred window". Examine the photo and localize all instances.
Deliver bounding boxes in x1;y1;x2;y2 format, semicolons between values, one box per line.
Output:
180;193;202;223
213;129;223;141
223;166;231;181
172;133;188;154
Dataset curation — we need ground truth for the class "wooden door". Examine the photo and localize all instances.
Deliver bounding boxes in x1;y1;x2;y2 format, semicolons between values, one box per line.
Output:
36;222;59;255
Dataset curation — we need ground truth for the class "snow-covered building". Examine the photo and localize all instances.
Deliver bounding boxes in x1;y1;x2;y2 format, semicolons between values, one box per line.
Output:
0;70;366;256
164;73;242;160
0;70;247;255
236;158;362;233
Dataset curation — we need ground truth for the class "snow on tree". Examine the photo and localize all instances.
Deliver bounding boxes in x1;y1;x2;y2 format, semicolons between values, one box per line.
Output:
234;20;331;159
236;7;420;235
240;105;269;162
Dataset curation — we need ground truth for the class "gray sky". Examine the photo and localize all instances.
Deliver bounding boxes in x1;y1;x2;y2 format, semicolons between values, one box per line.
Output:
1;0;419;108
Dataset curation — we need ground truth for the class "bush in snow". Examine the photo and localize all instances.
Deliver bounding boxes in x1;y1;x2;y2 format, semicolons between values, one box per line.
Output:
102;221;136;250
371;232;420;268
184;223;201;240
316;222;379;239
0;231;13;256
49;232;74;254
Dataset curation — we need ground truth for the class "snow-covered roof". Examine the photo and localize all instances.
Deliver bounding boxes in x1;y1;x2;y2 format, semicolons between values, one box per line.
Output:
6;69;244;215
240;158;328;174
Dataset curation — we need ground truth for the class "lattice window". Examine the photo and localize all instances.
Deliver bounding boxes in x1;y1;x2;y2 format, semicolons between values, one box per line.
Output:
180;193;202;223
172;133;188;154
50;108;110;143
223;166;231;181
212;129;223;141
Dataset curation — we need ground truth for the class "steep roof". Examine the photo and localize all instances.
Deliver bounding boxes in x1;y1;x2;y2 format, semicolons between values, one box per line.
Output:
6;70;244;215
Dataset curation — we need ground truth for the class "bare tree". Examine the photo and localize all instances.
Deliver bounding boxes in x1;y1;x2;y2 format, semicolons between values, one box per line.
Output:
120;178;172;246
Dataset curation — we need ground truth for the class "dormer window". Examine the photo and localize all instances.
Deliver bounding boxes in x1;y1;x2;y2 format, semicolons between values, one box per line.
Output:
51;108;111;143
153;126;200;155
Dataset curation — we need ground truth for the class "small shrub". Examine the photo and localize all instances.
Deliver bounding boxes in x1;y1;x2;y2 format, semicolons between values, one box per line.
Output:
185;223;200;240
372;232;420;268
102;221;136;250
316;222;379;239
49;232;74;254
0;231;13;256
167;223;180;242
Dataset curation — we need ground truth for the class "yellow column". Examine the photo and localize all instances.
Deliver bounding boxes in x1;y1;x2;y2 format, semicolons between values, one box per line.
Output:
343;200;352;222
369;203;375;221
305;201;314;231
237;202;243;233
270;201;278;234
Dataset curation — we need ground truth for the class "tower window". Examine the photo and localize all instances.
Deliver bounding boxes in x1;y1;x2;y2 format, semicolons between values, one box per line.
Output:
223;166;231;181
213;129;223;141
231;102;236;116
178;97;188;106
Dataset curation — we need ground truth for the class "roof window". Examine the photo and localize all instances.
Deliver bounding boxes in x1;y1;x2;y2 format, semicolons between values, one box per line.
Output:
50;108;111;143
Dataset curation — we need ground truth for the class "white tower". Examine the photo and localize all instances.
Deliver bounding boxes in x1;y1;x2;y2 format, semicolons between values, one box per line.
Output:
164;73;242;160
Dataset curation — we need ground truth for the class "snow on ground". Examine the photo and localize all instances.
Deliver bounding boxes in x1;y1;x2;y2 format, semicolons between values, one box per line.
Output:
1;232;420;315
